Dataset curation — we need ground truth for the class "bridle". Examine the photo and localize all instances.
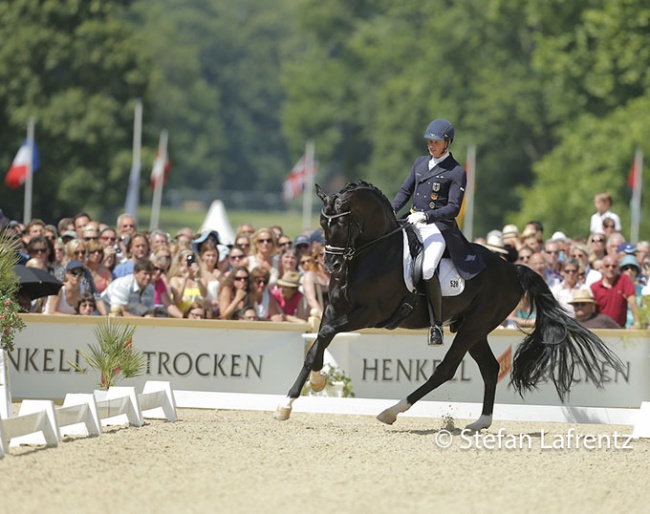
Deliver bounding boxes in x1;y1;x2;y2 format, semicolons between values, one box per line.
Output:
321;208;403;264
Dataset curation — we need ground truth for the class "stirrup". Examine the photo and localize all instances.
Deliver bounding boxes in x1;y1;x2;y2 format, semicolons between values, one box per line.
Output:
428;325;444;346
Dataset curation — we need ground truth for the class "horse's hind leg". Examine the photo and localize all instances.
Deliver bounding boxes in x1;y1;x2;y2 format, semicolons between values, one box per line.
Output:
377;340;472;425
464;337;499;432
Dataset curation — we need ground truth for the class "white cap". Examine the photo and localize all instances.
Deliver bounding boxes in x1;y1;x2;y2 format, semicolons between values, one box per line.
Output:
551;231;568;242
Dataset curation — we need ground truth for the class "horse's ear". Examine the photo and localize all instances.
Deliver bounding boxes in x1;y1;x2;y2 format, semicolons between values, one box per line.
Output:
315;184;328;204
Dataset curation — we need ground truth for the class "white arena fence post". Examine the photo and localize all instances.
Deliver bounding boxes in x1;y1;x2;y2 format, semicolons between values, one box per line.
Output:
7;400;59;448
95;387;143;428
139;381;177;422
0;349;12;420
58;393;102;438
632;401;650;439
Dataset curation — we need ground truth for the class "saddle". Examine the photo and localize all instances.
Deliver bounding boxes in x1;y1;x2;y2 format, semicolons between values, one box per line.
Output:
403;226;465;297
376;225;464;330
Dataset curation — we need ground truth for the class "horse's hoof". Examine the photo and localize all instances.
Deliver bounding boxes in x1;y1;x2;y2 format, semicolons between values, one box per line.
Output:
273;405;292;421
376;409;397;425
310;373;327;392
465;414;492;432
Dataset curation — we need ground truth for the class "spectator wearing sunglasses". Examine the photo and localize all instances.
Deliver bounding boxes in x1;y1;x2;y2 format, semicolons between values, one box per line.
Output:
226;247;247;275
590;254;641;328
569;242;601;287
56;239;87;282
542;240;563;285
588;231;607;261
150;254;183;318
44;260;87;315
247;228;280;287
516;245;534;265
619;255;644;328
81;224;100;243
550;258;587;317
85;240;112;295
301;249;330;319
249;266;283;321
218;266;252;320
26;235;54;273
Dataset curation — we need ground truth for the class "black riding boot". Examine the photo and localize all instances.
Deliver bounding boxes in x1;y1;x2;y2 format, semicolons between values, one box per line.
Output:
426;274;444;346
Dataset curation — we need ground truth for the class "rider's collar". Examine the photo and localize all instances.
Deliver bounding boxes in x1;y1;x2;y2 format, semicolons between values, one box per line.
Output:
428;152;450;170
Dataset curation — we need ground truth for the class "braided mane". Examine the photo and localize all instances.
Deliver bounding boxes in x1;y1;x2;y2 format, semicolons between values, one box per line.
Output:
338;180;394;215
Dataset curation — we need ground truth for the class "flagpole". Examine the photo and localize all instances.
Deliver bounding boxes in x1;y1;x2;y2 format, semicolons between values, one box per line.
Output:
630;148;644;243
463;144;476;240
150;129;168;231
23;118;35;223
124;99;143;221
302;139;315;230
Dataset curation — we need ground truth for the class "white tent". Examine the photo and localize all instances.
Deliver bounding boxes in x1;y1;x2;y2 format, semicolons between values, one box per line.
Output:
200;199;236;245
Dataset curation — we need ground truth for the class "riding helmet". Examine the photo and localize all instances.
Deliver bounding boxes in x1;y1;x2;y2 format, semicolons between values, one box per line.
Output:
423;119;455;142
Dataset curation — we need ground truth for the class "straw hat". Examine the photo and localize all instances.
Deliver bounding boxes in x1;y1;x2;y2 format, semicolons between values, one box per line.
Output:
502;224;519;240
484;233;509;255
277;271;301;288
567;289;597;305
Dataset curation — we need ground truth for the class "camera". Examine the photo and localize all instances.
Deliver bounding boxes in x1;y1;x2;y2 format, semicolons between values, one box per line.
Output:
187;254;196;266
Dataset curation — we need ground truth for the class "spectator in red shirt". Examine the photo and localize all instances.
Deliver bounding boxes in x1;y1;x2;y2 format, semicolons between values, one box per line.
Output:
590;254;641;328
271;271;308;322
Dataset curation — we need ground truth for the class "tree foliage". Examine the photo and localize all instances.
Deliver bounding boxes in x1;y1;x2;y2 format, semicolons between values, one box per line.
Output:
0;0;150;221
0;0;648;239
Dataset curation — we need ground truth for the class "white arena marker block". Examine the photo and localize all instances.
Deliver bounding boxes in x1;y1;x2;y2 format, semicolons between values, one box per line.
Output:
0;419;8;458
632;402;650;439
59;393;101;438
139;381;177;422
0;349;12;420
96;387;143;428
9;400;60;447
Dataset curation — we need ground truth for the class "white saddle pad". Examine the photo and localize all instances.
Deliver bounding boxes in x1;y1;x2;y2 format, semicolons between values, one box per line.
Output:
402;230;465;296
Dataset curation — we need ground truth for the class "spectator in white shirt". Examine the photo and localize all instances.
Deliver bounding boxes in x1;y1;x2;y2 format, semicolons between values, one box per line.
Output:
589;191;621;234
101;258;155;317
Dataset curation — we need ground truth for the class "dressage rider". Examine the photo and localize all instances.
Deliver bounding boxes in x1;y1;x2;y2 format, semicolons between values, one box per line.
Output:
392;119;485;346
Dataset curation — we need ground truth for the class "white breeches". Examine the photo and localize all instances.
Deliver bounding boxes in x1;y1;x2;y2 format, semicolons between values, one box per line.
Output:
413;222;446;280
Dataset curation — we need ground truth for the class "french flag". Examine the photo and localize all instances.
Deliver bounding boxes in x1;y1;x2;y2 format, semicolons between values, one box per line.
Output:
4;140;40;189
150;150;171;190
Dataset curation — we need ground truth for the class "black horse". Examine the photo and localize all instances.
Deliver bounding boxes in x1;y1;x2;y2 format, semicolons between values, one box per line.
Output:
274;180;624;430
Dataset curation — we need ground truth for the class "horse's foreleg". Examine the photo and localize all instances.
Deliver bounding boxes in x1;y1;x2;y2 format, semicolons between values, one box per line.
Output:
465;338;499;432
274;328;336;421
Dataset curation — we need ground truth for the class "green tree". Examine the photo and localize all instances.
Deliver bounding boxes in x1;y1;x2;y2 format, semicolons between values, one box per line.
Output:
0;0;150;221
515;0;650;240
134;0;300;198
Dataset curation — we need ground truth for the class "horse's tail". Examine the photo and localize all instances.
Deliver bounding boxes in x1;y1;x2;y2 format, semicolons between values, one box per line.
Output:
510;265;625;401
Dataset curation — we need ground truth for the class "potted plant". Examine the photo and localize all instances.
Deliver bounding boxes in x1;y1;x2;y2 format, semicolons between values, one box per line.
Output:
69;317;146;389
302;364;355;398
0;232;26;353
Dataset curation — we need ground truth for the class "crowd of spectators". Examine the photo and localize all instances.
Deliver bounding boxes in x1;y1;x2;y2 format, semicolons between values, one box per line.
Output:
3;210;328;323
478;192;648;330
3;189;647;330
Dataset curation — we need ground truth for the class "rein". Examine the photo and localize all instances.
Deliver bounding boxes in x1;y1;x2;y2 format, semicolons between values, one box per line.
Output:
321;208;404;262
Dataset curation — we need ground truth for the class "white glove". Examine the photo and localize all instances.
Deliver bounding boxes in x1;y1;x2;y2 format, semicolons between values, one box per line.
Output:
407;211;427;225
